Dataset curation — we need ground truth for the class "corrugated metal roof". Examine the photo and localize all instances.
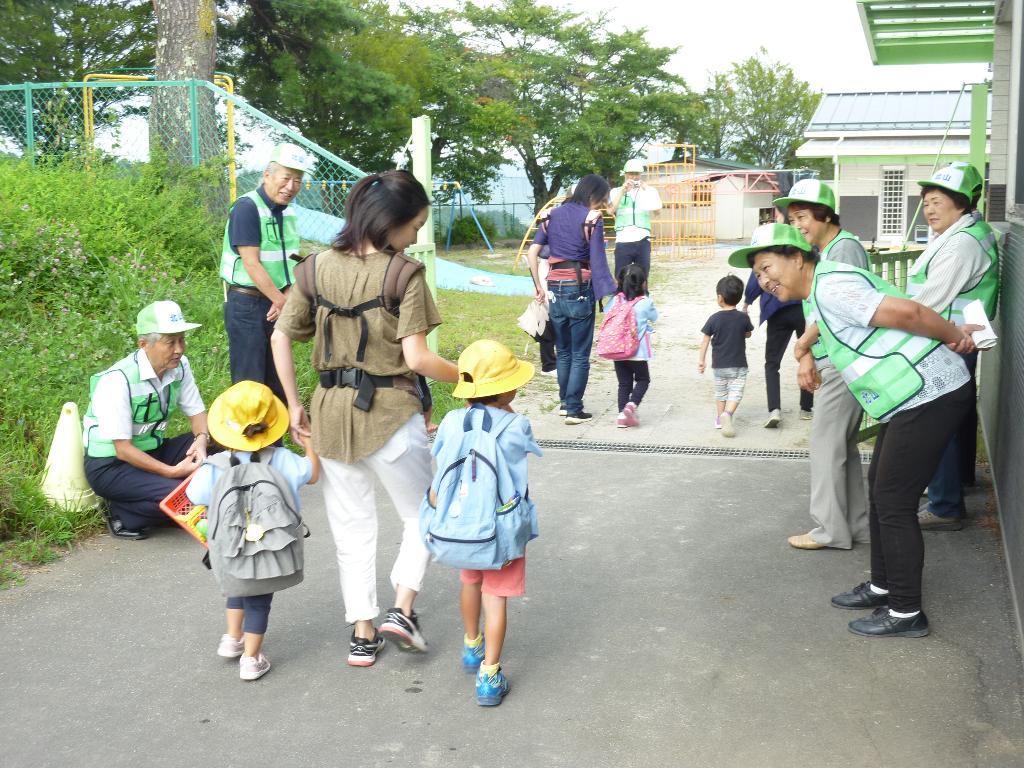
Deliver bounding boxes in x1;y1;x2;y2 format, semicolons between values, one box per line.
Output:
796;137;982;158
807;90;991;132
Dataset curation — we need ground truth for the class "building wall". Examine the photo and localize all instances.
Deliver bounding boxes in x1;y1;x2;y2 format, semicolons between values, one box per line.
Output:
979;219;1024;641
838;196;878;241
991;14;1013;195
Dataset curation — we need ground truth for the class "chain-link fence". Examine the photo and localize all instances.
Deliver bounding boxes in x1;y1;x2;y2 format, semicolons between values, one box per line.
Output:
0;79;365;242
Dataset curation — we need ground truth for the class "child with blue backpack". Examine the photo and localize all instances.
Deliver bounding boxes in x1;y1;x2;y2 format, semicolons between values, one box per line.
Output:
599;263;659;428
186;380;319;681
424;339;541;706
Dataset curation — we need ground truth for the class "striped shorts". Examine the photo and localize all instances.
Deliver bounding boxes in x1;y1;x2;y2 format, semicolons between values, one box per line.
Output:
713;367;748;402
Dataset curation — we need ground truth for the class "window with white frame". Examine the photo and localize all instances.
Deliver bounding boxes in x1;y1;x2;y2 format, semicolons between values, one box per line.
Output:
880;168;906;238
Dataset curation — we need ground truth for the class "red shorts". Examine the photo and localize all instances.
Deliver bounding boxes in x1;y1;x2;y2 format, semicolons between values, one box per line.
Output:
460;557;526;597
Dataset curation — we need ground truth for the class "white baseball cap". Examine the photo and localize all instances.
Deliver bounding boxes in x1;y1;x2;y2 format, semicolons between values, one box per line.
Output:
269;142;315;174
622;158;646;174
136;301;201;335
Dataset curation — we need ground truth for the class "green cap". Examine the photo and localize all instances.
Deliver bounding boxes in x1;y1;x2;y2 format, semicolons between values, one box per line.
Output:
773;178;836;211
136;301;201;335
917;162;983;204
727;224;813;269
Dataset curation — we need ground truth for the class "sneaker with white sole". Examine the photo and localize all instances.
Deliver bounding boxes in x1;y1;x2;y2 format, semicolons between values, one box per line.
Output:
558;405;568;417
217;634;244;658
239;653;271;681
622;402;639;427
476;665;510;706
720;412;736;438
714;415;722;430
616;411;629;428
799;409;813;421
380;608;428;652
348;632;386;667
764;409;781;428
564;411;593;425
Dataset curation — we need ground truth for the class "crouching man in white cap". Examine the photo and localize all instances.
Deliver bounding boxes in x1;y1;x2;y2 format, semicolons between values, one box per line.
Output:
220;142;315;406
83;301;209;540
608;158;662;278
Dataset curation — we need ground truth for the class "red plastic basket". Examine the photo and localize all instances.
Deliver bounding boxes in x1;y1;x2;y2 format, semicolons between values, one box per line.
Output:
159;470;208;548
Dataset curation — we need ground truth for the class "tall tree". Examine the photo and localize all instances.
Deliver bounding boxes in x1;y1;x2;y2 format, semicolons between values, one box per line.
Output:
152;0;217;164
218;0;411;174
689;72;734;161
723;49;819;168
418;0;691;212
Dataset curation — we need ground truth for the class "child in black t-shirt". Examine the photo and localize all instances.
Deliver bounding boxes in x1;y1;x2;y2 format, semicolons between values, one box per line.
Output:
698;275;754;437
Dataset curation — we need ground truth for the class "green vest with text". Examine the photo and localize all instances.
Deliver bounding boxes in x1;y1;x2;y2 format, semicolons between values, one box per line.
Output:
220;190;300;289
808;261;944;421
906;219;999;325
83;354;181;458
805;229;862;361
614;190;652;233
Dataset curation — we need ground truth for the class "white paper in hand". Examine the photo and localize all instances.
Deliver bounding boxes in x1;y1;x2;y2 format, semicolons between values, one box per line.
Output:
961;299;998;350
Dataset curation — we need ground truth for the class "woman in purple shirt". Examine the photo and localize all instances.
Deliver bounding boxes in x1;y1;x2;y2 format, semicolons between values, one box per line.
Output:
525;175;616;424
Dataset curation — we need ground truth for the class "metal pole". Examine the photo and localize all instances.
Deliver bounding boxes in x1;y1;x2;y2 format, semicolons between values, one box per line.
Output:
23;84;34;163
969;82;988;215
189;80;201;166
408;115;437;351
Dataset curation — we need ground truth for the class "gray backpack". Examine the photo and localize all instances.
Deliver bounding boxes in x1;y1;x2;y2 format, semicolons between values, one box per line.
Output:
203;449;307;597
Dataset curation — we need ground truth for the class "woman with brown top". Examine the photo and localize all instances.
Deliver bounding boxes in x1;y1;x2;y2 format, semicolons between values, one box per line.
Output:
271;171;458;667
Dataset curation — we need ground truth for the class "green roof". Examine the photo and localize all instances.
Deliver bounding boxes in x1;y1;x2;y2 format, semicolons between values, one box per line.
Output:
857;1;996;65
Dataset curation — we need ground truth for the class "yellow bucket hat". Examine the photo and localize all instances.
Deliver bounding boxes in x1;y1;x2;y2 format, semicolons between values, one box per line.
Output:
208;381;290;452
452;340;535;399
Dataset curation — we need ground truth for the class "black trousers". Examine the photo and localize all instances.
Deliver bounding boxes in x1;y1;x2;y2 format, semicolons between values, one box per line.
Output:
614;360;650;411
85;433;194;530
614;238;651;278
867;382;974;612
537;322;556;373
764;303;813;412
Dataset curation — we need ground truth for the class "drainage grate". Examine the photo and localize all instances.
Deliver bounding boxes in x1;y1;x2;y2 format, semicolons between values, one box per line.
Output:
536;438;873;464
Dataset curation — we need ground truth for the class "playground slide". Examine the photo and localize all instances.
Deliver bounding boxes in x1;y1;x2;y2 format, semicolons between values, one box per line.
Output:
292;204;535;297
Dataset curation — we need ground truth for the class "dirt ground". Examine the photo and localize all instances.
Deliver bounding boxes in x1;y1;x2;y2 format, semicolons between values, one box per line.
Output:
512;243;815;449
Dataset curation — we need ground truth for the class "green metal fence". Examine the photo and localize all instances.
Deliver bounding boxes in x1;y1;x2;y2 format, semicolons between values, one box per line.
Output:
0;79;365;236
856;248;920;441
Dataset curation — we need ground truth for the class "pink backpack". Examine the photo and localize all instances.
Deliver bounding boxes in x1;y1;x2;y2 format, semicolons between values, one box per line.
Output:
596;293;642;360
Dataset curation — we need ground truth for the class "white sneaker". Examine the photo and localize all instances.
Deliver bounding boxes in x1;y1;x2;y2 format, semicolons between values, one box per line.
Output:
720;412;736;438
764;409;781;428
239;653;271;681
217;634;244;658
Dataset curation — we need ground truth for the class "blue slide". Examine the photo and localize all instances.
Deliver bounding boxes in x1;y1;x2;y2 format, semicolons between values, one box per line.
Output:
292;204;535;297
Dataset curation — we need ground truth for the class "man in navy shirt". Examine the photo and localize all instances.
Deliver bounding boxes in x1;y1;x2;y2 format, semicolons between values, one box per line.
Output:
219;143;313;403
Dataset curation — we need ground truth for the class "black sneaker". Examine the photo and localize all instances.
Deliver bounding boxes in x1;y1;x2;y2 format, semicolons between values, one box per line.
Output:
564;411;593;425
380;608;428;652
831;581;889;610
848;606;929;638
348;632;385;667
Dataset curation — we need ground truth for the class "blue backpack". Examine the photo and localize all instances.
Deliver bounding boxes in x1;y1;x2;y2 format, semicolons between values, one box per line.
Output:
419;404;534;570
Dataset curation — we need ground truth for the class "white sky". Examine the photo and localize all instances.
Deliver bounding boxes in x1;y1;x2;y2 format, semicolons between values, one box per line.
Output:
532;0;989;93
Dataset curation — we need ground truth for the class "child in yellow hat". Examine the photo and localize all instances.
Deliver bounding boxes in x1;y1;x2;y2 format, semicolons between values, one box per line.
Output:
186;380;319;681
431;339;542;706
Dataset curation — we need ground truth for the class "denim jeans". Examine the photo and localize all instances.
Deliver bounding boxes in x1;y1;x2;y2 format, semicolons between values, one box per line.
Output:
546;281;595;414
925;351;978;518
224;290;286;404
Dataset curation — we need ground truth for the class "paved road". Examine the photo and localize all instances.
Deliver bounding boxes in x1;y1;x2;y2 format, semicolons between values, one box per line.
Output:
2;452;1022;768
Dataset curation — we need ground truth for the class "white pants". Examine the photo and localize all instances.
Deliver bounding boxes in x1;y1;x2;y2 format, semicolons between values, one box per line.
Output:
319;414;433;624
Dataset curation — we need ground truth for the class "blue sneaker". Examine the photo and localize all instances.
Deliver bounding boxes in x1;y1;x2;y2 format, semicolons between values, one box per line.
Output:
462;638;485;673
476;666;510;706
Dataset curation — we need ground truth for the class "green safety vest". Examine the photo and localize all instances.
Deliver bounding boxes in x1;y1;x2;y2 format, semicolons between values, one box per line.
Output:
220;190;300;289
906;219;999;325
808;261;947;421
805;229;863;361
614;189;652;233
83;352;182;458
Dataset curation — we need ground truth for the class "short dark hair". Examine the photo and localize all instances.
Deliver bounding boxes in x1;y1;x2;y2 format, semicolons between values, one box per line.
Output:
333;170;430;254
569;174;611;208
617;263;648;300
716;275;744;306
788;201;839;227
745;244;818;269
922;185;974;213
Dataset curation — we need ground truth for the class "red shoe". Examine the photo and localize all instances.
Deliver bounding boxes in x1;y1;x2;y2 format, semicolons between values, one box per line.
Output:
622;402;639;427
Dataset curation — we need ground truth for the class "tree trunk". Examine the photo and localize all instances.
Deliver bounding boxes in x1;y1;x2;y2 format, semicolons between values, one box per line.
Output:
151;0;217;165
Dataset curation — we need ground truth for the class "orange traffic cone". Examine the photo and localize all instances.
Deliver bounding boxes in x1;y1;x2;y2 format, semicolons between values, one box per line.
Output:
41;402;99;512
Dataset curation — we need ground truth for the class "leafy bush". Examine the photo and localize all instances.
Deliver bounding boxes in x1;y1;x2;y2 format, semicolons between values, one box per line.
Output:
441;214;498;246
